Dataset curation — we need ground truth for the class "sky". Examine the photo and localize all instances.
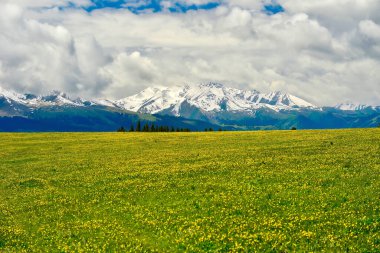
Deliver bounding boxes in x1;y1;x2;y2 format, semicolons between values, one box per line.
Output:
0;0;380;105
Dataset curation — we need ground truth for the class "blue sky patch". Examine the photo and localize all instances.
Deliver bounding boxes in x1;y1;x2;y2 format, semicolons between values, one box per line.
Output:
60;1;283;15
81;0;220;14
168;2;220;13
263;4;285;15
84;0;126;12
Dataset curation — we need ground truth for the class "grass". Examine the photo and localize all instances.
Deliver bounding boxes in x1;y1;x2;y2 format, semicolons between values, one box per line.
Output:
0;129;379;252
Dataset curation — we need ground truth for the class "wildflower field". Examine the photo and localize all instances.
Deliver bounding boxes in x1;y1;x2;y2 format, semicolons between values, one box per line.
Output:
0;129;379;252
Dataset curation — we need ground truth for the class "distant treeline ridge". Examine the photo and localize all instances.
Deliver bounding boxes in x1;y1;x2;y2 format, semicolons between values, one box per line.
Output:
117;120;220;132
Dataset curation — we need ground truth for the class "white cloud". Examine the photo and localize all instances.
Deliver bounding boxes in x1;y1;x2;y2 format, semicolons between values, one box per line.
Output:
279;0;380;33
99;51;160;97
359;20;380;40
6;0;93;8
0;0;379;105
223;0;263;10
0;4;79;93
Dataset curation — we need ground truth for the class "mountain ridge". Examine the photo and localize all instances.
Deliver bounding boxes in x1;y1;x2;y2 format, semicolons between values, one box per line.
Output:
116;83;318;115
335;103;380;111
1;84;379;131
2;83;378;113
0;85;221;131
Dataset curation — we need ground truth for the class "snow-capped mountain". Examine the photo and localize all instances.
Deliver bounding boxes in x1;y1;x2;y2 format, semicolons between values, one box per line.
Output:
0;87;98;117
116;83;317;116
0;85;220;132
335;103;379;111
0;87;89;108
1;84;379;131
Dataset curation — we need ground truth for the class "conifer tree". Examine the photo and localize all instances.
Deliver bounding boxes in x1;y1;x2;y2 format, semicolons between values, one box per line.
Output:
143;123;149;132
130;124;135;132
117;126;126;132
136;120;141;132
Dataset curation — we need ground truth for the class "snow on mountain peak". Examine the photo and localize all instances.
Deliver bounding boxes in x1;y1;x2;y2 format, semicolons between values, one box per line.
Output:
0;86;28;104
2;85;379;120
199;82;225;89
0;86;85;107
116;83;317;115
39;90;81;106
335;103;375;111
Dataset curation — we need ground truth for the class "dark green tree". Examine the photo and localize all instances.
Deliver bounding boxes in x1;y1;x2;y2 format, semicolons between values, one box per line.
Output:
117;126;126;132
129;124;135;132
136;120;141;132
142;123;149;132
151;124;156;132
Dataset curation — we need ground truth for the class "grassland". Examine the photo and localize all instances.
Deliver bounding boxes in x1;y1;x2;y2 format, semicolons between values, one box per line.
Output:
0;129;379;252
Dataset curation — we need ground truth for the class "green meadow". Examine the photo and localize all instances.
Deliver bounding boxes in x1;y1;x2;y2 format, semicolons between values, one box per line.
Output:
0;129;379;252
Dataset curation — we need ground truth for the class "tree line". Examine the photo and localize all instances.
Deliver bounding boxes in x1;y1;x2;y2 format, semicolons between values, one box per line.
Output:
117;120;224;132
117;120;191;132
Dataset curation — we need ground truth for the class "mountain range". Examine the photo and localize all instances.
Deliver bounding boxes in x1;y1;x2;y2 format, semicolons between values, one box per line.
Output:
0;83;379;131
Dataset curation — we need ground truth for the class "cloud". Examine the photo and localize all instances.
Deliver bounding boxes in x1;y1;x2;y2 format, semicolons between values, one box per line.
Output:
99;51;160;96
0;4;78;93
359;20;380;40
7;0;93;8
0;0;379;105
278;0;380;33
